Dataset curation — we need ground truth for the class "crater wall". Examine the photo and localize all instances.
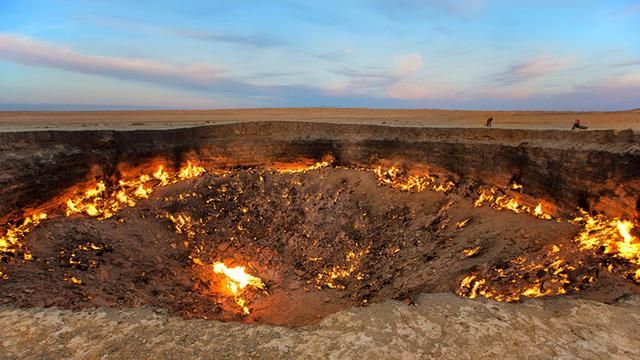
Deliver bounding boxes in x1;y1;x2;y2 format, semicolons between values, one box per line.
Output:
1;122;638;220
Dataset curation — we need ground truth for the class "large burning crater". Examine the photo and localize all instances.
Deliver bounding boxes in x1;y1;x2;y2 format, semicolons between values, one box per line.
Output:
0;122;639;326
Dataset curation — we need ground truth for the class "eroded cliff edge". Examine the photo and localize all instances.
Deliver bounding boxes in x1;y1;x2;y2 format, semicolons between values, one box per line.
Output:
1;122;638;222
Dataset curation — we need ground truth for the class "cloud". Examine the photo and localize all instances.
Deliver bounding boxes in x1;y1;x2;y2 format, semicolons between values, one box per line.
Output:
171;28;285;48
84;15;285;48
615;59;640;67
317;48;353;62
385;82;453;100
491;56;572;86
0;33;381;106
393;53;423;76
0;33;229;87
327;53;424;96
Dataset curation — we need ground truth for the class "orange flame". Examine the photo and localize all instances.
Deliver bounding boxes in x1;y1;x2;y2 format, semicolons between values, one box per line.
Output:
373;165;454;193
212;262;266;315
474;188;552;220
66;162;206;220
0;212;47;261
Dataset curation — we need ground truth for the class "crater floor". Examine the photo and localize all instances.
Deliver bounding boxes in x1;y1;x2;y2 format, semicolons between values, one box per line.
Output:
1;167;638;326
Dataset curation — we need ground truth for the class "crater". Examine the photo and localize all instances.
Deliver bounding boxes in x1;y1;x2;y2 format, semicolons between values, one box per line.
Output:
0;122;639;326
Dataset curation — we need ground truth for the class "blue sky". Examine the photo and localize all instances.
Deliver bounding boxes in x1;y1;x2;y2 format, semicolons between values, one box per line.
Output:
1;0;639;110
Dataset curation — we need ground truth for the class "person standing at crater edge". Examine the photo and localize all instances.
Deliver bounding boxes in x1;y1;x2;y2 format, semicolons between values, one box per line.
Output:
486;115;494;128
572;118;588;130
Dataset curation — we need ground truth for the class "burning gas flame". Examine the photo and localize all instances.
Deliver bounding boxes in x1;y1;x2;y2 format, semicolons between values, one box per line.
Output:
573;211;640;267
474;188;552;220
0;212;47;261
373;166;454;193
212;262;266;315
458;211;639;302
315;248;368;289
1;161;206;265
273;161;332;174
66;161;206;219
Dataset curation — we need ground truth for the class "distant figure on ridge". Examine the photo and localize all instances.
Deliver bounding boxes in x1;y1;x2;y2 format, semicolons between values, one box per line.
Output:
485;115;493;128
572;119;588;130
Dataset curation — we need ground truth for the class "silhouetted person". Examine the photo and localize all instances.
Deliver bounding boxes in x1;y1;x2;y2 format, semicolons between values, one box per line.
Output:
572;119;587;130
486;115;493;128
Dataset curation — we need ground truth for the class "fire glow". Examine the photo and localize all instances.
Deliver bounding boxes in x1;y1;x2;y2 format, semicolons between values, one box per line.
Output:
474;188;552;220
212;262;266;315
373;165;455;193
66;161;205;219
2;157;639;313
0;161;205;268
457;212;640;302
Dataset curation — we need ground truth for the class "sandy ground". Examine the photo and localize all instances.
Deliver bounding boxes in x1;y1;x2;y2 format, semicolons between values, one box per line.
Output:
0;108;639;131
2;293;640;360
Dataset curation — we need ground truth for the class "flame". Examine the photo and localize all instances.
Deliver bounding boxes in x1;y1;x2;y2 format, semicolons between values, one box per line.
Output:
273;161;332;174
474;188;552;220
63;274;82;285
212;262;266;315
66;162;206;219
463;246;481;257
0;161;206;263
0;212;47;260
457;246;577;302
165;213;197;239
456;219;471;228
315;248;368;289
373;166;454;193
179;161;206;179
509;182;524;191
573;211;640;265
458;210;640;302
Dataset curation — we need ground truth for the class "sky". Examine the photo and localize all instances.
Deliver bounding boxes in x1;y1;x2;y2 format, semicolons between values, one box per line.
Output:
0;0;639;111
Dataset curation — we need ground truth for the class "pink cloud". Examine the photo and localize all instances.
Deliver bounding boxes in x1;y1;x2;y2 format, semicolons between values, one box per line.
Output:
492;56;573;85
393;53;423;77
0;33;227;87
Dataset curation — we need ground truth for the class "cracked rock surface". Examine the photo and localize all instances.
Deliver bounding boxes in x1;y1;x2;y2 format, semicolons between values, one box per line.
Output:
2;293;640;360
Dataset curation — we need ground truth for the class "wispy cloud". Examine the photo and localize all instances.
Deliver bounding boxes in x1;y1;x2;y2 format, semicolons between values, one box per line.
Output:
317;48;353;62
491;56;572;86
615;59;640;67
0;33;371;106
328;53;425;96
0;33;227;87
171;28;285;48
84;15;285;48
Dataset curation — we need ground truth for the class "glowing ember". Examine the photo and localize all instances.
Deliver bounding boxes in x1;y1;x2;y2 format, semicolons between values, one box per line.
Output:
509;182;524;191
463;246;481;257
212;262;266;315
316;248;367;289
456;219;471;229
63;275;82;285
457;245;579;302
